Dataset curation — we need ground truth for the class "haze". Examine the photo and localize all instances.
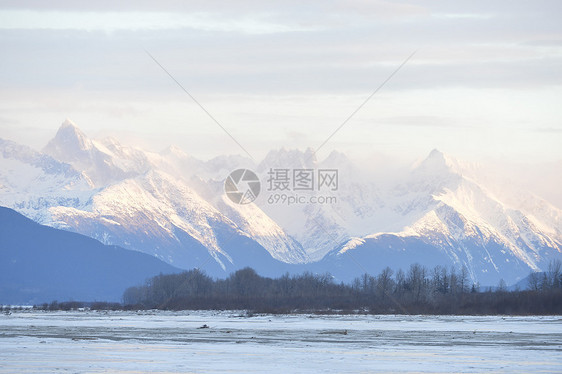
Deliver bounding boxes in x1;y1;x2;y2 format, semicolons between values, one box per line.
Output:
1;1;561;170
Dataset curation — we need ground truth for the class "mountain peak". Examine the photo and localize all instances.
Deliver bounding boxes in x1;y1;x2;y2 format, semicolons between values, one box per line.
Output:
53;119;90;145
417;149;482;179
323;149;349;163
428;148;444;160
43;119;93;160
413;148;455;173
61;118;78;129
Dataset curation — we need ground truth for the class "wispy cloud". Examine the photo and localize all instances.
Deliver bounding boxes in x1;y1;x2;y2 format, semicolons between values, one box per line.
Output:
0;10;317;34
0;0;561;162
535;127;562;133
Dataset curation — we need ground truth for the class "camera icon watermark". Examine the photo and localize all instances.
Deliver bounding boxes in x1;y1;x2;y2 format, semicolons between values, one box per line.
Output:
224;169;261;204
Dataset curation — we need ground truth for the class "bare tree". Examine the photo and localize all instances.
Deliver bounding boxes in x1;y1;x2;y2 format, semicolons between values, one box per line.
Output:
377;267;394;300
547;260;561;289
528;272;541;291
497;278;507;292
459;266;469;293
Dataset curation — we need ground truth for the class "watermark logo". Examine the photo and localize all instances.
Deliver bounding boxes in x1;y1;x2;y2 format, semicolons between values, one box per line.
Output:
224;169;261;204
267;168;338;192
265;168;339;205
225;168;339;205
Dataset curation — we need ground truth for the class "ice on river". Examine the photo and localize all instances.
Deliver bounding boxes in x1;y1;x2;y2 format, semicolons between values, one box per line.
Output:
0;311;561;373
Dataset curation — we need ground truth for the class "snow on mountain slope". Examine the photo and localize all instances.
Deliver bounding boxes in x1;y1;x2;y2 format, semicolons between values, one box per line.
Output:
183;173;309;264
256;148;389;260
3;120;305;273
45;168;304;275
0;138;94;224
332;150;562;285
215;195;309;263
407;151;562;265
43;119;152;186
48;169;236;268
3;119;561;286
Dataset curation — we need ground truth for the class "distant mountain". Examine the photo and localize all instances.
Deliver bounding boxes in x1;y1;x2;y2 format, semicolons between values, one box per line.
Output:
42;119;152;186
46;169;302;276
1;119;561;287
1;120;306;275
251;147;562;285
0;137;94;224
0;206;180;304
257;148;382;261
323;150;562;285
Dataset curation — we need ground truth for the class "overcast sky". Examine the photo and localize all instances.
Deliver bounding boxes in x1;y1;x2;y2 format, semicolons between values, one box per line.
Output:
1;0;561;164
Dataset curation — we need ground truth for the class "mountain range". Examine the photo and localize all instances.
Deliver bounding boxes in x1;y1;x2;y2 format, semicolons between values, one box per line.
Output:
1;119;561;290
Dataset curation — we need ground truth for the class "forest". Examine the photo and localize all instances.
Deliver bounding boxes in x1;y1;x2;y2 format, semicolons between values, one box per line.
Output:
118;261;562;315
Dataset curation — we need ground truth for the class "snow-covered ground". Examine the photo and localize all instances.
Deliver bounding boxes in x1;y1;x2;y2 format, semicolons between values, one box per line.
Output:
0;311;561;373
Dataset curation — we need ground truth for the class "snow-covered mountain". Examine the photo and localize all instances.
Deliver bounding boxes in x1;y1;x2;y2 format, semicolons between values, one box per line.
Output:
1;119;561;286
323;150;562;285
1;120;306;276
43;119;152;187
0;137;94;224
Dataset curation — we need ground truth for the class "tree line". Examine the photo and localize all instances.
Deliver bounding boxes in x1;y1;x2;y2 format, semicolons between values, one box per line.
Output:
120;261;562;315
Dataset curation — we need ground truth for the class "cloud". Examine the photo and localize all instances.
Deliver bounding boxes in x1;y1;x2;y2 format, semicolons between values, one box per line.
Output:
0;10;317;34
1;26;561;97
0;0;561;163
535;127;562;133
375;116;466;128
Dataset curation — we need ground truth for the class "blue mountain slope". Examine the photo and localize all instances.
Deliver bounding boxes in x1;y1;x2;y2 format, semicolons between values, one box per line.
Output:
0;206;181;304
316;234;536;286
306;235;451;283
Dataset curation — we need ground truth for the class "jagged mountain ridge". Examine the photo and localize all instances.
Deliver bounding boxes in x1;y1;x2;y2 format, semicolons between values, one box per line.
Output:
329;150;562;284
2;120;307;276
1;119;561;285
43;120;152;187
0;137;94;224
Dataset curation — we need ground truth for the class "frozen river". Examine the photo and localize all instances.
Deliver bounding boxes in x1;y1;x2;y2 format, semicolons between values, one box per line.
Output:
0;311;561;373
